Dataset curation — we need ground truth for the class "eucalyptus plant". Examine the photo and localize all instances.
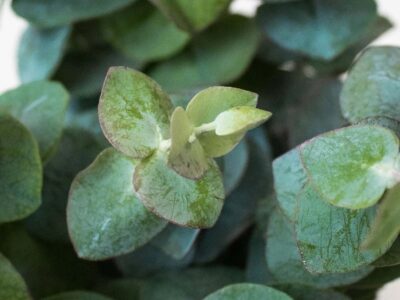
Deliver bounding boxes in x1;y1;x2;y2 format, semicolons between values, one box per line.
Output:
1;0;400;299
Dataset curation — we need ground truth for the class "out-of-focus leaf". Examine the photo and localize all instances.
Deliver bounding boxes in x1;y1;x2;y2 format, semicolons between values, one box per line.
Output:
257;0;377;60
43;291;112;300
373;238;400;267
102;1;189;63
353;264;400;289
98;67;172;159
150;15;259;93
300;125;400;209
139;267;244;300
0;115;41;223
68;148;166;260
18;25;70;83
12;0;138;27
0;253;31;300
149;0;232;32
96;278;143;300
134;151;224;228
25;128;103;243
0;81;69;160
282;286;351;300
340;47;400;123
150;224;200;260
203;283;293;300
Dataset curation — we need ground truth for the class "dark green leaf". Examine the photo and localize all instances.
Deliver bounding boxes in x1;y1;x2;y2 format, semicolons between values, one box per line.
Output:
98;67;172;159
96;278;143;300
68;148;166;260
0;81;69;160
134;151;224;228
102;1;189;63
0;253;31;300
0;115;41;223
18;25;71;83
43;291;112;300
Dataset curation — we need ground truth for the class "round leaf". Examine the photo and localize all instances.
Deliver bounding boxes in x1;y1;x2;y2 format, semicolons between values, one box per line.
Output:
98;67;173;159
101;1;189;63
0;115;42;223
340;46;400;123
0;81;69;160
203;283;293;300
18;25;71;83
68;148;167;260
257;0;378;60
215;106;271;136
134;151;225;228
300;125;400;209
12;0;138;28
0;253;31;300
168;107;208;179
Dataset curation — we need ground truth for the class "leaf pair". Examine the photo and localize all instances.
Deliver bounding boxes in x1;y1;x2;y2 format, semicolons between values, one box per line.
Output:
0;81;69;223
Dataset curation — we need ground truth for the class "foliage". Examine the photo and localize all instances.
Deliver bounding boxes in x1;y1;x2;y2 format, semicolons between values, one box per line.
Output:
2;0;400;299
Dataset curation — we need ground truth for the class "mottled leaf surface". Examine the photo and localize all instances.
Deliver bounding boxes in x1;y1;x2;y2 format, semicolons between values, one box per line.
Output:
204;283;293;300
0;115;42;223
0;81;69;159
18;25;71;83
0;253;31;300
12;0;138;27
257;0;377;60
68;148;166;260
300;125;400;209
102;1;189;63
98;67;172;159
134;151;224;228
340;47;400;123
150;0;231;32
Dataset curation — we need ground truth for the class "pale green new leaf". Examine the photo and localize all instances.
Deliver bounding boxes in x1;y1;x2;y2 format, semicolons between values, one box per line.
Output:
362;184;400;252
0;115;42;223
102;1;189;63
98;67;173;159
67;148;167;260
204;283;293;300
0;81;69;160
340;47;400;123
18;25;71;83
168;107;208;179
215;106;271;136
150;0;232;32
134;151;225;228
0;253;31;300
12;0;138;27
300;125;400;209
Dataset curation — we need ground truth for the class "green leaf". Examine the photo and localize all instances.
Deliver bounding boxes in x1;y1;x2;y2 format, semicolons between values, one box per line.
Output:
99;67;172;159
203;283;293;300
0;115;42;223
54;48;143;98
26;128;103;243
43;291;112;300
18;25;71;83
257;0;377;60
96;278;143;300
67;148;167;260
0;81;69;160
282;286;351;300
150;15;260;92
185;86;258;157
300;125;400;209
215;106;271;136
149;0;232;32
134;151;225;228
139;267;244;300
340;46;400;123
150;224;200;260
116;243;194;277
168;107;209;179
362;184;400;252
101;1;189;63
0;253;31;300
12;0;138;27
266;209;372;288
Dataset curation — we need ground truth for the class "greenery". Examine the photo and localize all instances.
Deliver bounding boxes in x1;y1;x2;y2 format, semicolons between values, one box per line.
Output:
1;0;400;299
